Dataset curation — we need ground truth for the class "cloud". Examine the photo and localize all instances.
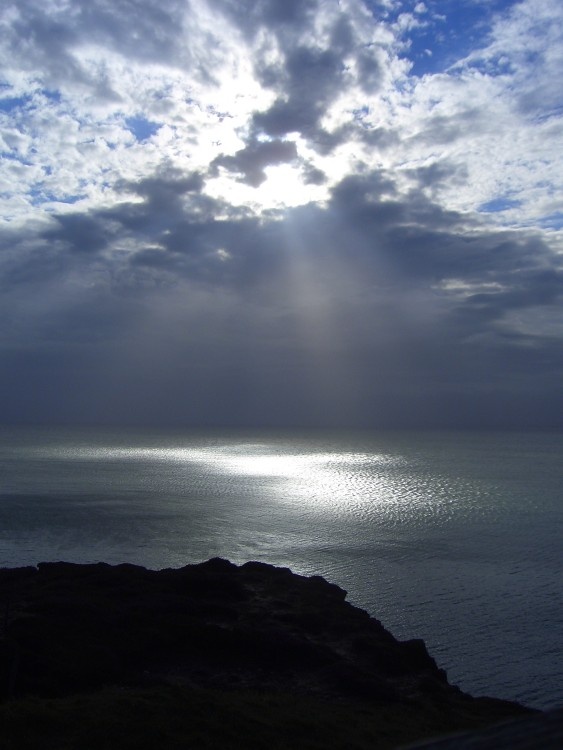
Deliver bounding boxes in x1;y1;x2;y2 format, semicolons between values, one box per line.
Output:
0;0;562;428
253;45;352;138
3;0;193;86
211;139;298;187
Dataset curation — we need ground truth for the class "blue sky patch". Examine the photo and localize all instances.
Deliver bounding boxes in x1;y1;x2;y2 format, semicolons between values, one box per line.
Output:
42;90;62;104
0;95;31;113
375;0;522;77
29;187;86;207
479;197;522;213
539;212;563;230
125;116;161;142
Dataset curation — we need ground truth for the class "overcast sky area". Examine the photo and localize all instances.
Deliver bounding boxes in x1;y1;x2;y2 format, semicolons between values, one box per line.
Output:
1;0;562;429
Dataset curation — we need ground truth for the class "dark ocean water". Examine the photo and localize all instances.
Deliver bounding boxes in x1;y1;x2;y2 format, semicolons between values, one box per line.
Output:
0;426;561;710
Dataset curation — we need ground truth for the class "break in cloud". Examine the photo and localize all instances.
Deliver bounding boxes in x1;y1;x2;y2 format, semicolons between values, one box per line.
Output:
0;0;562;428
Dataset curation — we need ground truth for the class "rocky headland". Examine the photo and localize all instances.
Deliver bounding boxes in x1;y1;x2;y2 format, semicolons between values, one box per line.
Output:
0;559;540;748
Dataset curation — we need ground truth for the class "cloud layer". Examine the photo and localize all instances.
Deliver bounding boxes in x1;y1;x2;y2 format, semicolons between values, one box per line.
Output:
1;0;562;427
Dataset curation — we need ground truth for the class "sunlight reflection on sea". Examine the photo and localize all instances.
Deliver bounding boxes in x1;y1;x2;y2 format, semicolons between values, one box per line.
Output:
0;427;561;710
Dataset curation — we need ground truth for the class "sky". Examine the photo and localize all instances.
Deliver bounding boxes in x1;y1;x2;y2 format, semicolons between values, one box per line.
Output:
0;0;562;429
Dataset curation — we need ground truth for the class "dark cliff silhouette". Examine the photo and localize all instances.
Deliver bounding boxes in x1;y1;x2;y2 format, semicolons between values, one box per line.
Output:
0;558;534;749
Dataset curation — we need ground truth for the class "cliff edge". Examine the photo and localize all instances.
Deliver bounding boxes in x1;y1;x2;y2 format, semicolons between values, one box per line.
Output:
0;558;533;749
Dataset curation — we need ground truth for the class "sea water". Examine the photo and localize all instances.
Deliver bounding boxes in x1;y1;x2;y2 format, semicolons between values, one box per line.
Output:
0;426;561;710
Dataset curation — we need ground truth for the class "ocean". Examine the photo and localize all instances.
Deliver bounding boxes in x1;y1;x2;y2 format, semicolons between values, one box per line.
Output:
0;426;561;710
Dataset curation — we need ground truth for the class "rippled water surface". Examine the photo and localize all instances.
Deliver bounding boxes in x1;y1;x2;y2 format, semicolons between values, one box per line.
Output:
0;426;561;709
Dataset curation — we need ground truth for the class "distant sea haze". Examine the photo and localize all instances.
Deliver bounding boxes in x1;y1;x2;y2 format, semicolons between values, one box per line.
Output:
0;426;561;711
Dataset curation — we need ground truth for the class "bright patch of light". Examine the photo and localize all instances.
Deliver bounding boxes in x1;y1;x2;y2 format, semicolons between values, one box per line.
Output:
34;441;417;514
218;452;325;477
260;164;326;207
436;279;505;297
206;164;328;212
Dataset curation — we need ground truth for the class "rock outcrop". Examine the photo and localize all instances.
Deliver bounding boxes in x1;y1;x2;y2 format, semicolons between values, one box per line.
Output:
0;558;533;748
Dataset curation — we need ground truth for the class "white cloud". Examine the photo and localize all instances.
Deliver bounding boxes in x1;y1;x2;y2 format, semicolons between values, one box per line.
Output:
365;0;563;229
0;0;561;230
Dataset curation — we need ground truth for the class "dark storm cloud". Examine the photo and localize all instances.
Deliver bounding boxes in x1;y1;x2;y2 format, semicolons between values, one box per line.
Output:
303;166;327;185
454;268;563;331
356;47;384;94
42;214;114;254
359;126;398;149
253;45;346;139
325;175;560;304
2;160;562;427
408;161;468;191
125;171;205;202
216;0;319;38
15;165;560;311
8;165;561;327
114;170;211;227
210;139;298;187
217;1;386;149
1;0;562;430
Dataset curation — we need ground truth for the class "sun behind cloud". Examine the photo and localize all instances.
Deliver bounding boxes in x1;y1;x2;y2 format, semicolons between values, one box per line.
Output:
0;0;562;429
206;159;328;211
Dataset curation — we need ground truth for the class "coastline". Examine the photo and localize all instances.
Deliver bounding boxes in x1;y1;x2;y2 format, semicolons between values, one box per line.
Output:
0;558;537;749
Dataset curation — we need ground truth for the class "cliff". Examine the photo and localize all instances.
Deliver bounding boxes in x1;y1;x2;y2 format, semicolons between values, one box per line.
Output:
0;558;532;749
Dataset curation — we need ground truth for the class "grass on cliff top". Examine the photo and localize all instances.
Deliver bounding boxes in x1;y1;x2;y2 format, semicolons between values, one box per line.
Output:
0;684;506;750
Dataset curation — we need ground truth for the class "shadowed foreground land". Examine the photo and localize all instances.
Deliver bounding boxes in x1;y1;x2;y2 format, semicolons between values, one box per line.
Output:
0;559;538;749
